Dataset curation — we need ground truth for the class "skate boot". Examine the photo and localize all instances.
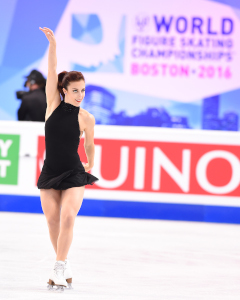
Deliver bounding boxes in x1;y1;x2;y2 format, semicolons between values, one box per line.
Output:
64;259;73;289
47;261;68;291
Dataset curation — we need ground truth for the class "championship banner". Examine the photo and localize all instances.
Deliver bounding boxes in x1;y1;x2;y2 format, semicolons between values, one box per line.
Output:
1;0;240;132
39;0;240;101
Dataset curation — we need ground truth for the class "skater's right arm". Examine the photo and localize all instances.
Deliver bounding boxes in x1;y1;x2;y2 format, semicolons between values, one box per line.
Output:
39;27;60;107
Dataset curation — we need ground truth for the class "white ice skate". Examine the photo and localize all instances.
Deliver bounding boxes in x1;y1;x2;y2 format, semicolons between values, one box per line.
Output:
64;259;73;289
47;261;68;291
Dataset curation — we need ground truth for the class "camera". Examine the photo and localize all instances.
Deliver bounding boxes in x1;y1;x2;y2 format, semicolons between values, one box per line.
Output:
16;90;28;100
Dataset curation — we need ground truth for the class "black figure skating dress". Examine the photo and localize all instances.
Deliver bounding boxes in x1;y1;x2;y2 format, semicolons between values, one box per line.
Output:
37;100;98;190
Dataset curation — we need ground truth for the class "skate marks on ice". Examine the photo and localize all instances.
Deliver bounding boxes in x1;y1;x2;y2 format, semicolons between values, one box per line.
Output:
0;212;240;299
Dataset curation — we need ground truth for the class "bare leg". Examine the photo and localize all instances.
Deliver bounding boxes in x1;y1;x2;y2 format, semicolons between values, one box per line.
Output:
56;186;85;261
40;188;62;254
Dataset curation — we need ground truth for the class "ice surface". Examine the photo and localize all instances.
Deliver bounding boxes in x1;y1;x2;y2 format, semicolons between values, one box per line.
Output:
0;212;239;299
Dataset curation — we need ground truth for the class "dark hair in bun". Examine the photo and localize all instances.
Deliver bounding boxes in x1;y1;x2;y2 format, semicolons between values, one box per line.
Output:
57;71;85;99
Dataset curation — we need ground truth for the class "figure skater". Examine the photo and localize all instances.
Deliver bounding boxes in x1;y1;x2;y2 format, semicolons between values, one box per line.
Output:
37;27;99;291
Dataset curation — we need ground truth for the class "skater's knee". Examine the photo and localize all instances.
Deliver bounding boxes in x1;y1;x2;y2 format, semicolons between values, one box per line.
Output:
47;216;60;228
61;213;75;229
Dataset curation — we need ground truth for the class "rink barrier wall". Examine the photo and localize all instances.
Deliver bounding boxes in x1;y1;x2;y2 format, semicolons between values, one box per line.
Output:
0;194;240;224
1;121;240;224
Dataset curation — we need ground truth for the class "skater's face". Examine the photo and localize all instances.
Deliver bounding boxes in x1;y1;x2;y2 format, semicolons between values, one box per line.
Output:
63;80;85;106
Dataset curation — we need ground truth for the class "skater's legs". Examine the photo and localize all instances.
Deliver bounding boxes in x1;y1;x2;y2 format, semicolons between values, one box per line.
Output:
56;186;85;261
40;189;62;254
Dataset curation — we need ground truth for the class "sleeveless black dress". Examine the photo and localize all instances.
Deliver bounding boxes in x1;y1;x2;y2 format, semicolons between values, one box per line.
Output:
37;99;99;190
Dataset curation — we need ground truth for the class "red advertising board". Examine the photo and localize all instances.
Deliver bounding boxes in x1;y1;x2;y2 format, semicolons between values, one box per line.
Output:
36;136;240;196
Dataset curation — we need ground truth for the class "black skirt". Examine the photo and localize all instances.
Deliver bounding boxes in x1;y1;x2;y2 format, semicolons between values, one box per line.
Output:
37;162;98;190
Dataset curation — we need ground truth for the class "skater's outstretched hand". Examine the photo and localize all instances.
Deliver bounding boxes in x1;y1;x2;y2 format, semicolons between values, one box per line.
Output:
39;27;56;45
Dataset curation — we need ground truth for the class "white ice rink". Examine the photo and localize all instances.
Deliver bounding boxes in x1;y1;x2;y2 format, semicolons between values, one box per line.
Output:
0;212;240;300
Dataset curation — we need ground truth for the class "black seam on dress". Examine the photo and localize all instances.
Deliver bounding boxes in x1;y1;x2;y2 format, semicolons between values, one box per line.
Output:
78;106;83;138
77;109;81;140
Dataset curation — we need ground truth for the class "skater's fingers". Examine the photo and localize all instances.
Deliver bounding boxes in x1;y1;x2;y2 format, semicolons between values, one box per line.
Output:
39;27;56;45
43;27;54;34
39;28;49;35
40;27;54;35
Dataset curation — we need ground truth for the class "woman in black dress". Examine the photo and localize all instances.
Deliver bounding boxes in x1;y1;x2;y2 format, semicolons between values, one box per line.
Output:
37;27;98;291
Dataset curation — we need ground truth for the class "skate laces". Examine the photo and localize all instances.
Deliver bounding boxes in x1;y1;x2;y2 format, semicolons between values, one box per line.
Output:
53;262;65;278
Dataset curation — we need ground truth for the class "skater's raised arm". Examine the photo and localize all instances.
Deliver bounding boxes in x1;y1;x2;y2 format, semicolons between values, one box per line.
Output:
39;27;60;106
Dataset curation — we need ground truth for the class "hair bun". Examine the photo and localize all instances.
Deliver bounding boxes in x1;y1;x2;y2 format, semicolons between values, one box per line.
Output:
57;71;68;98
57;70;85;99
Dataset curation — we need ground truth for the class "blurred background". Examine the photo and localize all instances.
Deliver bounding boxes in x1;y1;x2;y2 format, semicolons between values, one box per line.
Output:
1;0;240;130
1;0;240;298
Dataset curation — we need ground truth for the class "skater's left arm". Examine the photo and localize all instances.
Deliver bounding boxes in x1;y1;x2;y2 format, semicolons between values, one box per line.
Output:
83;114;96;172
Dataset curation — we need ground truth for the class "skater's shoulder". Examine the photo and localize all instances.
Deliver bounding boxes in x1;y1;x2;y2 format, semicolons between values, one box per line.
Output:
78;108;95;126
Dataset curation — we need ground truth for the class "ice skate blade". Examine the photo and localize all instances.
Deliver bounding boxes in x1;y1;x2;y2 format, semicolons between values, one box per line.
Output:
47;279;67;291
65;283;73;290
55;286;65;292
47;284;65;292
47;284;54;291
64;278;73;289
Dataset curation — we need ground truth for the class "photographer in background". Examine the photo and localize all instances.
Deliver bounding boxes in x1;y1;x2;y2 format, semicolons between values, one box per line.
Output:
17;70;47;121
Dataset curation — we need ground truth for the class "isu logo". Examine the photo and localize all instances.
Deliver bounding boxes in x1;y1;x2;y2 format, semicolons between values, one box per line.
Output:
36;137;240;196
134;13;150;32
